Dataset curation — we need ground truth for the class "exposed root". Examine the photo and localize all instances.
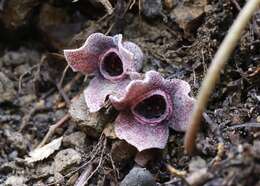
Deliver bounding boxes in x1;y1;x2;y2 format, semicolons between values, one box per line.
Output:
80;137;107;185
109;153;119;182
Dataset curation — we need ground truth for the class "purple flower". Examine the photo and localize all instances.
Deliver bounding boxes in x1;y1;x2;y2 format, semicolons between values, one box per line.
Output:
64;33;143;112
109;71;195;151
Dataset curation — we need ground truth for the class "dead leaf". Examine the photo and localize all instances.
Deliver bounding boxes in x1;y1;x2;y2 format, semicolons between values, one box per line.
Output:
25;137;63;163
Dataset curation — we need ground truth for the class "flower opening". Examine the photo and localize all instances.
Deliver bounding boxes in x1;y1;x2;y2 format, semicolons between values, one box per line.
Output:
100;49;125;81
131;89;172;125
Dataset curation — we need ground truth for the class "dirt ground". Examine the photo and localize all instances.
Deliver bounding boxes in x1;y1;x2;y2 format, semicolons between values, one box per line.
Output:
0;0;259;185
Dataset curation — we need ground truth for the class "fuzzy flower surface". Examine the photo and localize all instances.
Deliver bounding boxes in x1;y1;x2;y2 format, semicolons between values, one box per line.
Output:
64;33;143;112
109;71;195;151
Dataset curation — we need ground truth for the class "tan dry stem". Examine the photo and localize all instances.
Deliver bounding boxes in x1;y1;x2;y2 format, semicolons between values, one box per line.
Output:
98;0;114;15
184;0;260;154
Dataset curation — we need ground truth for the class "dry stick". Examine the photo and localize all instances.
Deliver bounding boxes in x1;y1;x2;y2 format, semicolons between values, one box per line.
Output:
227;122;260;129
98;0;114;15
58;64;70;88
36;74;83;148
184;0;260;155
231;0;242;11
37;113;70;148
74;164;94;186
56;83;71;106
129;0;136;9
55;73;82;99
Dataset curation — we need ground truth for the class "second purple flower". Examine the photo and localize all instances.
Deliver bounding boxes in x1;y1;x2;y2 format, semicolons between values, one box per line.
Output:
109;71;195;151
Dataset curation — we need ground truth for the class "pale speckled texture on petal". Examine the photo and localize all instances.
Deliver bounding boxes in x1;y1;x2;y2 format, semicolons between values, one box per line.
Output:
115;112;169;151
123;41;144;72
114;34;143;72
64;48;99;74
64;33;116;74
84;75;131;112
116;34;133;63
166;79;195;132
110;71;165;110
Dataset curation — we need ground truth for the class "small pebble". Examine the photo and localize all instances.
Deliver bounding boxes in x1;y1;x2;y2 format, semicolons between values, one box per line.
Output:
4;176;27;186
120;167;156;186
54;148;81;173
63;131;87;148
142;0;162;18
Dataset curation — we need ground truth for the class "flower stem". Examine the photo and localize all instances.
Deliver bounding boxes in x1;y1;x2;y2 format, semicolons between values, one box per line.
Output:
184;0;260;154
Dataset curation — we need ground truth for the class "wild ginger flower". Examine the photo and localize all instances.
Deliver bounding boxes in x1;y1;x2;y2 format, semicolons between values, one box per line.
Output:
109;71;195;151
64;33;143;112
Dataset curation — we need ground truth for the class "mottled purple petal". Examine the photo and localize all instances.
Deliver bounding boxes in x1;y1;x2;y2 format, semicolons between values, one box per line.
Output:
123;41;144;71
84;75;131;112
115;35;143;72
64;33;116;74
166;79;195;132
116;34;133;64
110;71;165;110
115;112;169;151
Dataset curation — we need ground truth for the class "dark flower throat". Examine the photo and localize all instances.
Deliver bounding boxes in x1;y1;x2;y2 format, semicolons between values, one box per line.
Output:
134;95;167;119
103;52;123;76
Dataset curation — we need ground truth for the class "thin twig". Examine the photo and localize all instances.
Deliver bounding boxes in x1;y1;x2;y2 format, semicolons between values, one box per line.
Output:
231;0;242;11
105;23;115;35
58;64;70;88
184;0;260;154
74;164;94;186
53;73;82;104
227;122;260;129
129;0;136;9
56;83;71;106
97;13;110;23
109;153;119;181
98;0;114;15
36;114;70;148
